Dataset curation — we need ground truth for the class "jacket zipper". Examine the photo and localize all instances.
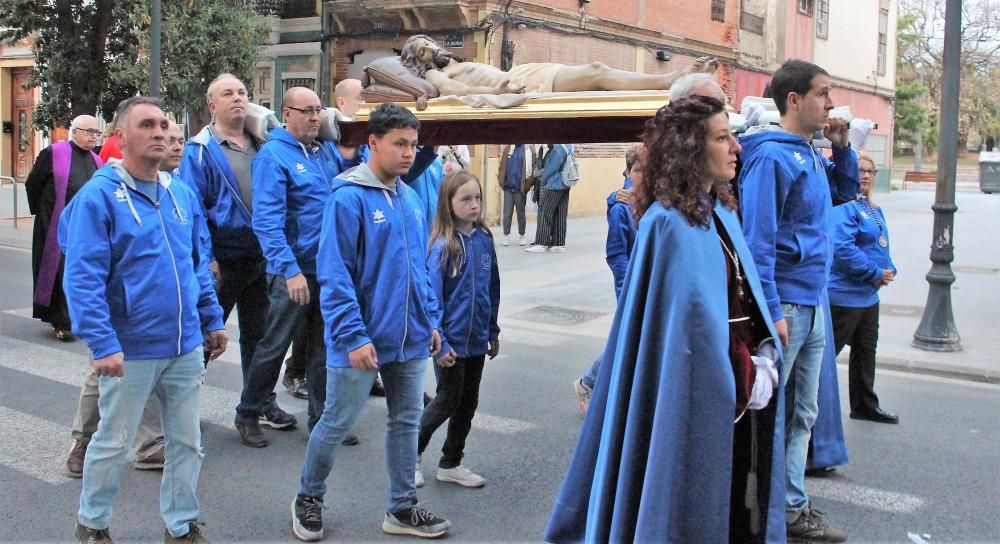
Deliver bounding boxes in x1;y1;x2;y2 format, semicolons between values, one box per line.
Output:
394;190;411;359
462;233;475;353
155;203;185;355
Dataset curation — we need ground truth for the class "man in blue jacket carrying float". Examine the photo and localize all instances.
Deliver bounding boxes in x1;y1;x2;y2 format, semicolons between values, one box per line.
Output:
291;103;450;542
738;59;858;543
62;96;227;544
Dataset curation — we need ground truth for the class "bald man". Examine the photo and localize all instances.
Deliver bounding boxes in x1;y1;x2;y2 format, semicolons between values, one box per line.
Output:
25;114;103;341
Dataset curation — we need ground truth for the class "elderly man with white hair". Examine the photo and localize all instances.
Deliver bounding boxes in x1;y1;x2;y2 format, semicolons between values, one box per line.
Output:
25;114;103;341
668;72;728;103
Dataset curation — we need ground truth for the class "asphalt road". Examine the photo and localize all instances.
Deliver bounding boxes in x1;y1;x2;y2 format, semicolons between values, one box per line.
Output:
1;221;998;543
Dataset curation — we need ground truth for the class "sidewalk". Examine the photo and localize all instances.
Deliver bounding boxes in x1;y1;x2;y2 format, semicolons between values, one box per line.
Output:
3;181;997;383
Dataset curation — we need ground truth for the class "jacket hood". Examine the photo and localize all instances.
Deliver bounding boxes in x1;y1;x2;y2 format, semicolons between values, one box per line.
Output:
190;123;266;147
607;191;620;210
105;158;173;189
335;163;400;193
739;124;814;161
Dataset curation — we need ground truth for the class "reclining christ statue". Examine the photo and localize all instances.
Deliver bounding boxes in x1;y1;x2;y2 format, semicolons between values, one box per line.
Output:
400;34;720;96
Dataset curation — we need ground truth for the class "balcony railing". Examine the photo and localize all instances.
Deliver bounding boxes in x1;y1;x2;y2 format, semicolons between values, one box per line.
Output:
232;1;317;18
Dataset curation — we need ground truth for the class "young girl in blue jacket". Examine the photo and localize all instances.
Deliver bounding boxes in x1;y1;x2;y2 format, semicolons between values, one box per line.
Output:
416;170;501;489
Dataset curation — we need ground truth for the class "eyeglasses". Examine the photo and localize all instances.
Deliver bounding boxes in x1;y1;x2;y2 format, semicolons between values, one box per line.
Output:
859;168;878;175
75;128;102;136
286;106;323;116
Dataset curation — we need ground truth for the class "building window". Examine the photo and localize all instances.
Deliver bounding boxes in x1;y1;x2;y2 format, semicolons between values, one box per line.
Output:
740;0;765;35
711;0;726;22
798;0;813;15
283;78;316;92
877;8;888;75
816;0;829;38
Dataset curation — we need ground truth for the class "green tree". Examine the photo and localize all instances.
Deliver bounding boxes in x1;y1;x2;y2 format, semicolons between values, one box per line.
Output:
0;0;143;129
116;0;272;133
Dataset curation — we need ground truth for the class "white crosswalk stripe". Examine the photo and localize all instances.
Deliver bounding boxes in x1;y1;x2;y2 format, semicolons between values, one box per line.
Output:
0;314;537;440
809;478;926;513
0;406;74;485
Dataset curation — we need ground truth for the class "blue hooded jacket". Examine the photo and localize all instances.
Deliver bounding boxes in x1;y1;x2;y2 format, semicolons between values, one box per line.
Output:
252;126;340;279
605;187;636;299
427;228;500;359
828;198;897;308
318;163;441;368
540;144;571;191
403;156;444;237
58;161;224;360
179;126;261;261
738;126;859;321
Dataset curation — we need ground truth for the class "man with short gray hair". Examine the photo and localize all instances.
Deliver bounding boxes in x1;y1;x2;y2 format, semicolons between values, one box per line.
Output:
668;72;727;103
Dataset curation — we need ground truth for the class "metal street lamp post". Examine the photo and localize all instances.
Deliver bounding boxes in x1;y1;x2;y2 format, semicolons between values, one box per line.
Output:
913;0;962;352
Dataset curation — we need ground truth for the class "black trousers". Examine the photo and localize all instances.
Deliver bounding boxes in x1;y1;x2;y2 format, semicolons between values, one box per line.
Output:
417;355;486;469
830;303;882;414
211;257;268;375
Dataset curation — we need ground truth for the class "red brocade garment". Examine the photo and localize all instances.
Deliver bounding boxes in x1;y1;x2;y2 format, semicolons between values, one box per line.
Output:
719;226;756;422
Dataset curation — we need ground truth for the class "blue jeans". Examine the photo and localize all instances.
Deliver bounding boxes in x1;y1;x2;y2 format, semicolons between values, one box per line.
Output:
580;357;600;390
299;358;428;513
780;303;826;517
78;350;205;537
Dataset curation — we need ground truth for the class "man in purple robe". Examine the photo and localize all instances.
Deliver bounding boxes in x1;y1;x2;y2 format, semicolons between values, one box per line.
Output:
25;114;103;340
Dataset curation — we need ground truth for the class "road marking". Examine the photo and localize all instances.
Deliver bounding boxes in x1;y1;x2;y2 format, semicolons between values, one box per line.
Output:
0;334;537;435
808;478;925;513
2;306;33;319
0;335;241;430
0;406;73;485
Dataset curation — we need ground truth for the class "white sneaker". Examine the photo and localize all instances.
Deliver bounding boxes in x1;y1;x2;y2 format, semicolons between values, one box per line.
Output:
437;465;486;488
550;246;567;253
524;245;548;253
415;455;424;488
519;235;528;246
502;235;509;246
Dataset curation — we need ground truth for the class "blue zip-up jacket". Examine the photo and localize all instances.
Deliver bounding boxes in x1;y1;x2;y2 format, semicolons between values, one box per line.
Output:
404;156;444;237
828;198;897;308
503;145;526;192
179;126;261;261
605;189;636;299
252;126;339;278
540;144;571;191
738;125;859;321
427;228;500;358
57;161;224;360
318;163;441;368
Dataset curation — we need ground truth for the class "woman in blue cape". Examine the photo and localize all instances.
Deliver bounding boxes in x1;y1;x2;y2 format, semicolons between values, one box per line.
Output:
545;96;787;543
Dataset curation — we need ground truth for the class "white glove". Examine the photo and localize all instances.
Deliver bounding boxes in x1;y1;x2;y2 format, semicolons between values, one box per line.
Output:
245;102;279;143
318;107;348;143
748;352;779;411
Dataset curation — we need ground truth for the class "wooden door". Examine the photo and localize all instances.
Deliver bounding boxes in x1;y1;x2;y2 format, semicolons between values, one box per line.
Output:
11;68;34;182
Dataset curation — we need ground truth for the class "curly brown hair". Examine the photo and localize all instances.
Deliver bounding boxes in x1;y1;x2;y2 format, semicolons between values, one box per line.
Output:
635;95;738;227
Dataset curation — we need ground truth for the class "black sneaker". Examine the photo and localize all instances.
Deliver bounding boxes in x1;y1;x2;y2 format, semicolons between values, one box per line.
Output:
235;419;268;448
164;522;210;543
283;373;309;399
75;521;112;543
291;495;324;542
260;405;297;430
787;506;847;542
382;505;451;538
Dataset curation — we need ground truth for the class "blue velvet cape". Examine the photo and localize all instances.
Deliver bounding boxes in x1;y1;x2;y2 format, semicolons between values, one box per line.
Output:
546;201;787;543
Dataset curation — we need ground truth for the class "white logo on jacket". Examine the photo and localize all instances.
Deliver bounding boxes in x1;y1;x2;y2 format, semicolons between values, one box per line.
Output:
373;209;386;224
173;206;189;224
114;187;128;202
295;163;307;173
793;151;806;165
481;254;491;271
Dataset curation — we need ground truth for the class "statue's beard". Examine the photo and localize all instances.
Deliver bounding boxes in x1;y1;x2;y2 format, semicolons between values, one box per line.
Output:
432;49;462;68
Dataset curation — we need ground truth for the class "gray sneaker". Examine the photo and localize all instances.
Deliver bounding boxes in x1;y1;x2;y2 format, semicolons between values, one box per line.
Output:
164;522;210;543
382;505;451;538
787;506;847;542
573;379;592;415
75;522;112;543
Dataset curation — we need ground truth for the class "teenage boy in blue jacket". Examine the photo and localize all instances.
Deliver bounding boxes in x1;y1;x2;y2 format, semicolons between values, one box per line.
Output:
292;103;450;541
738;59;857;543
63;96;227;544
235;86;344;448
